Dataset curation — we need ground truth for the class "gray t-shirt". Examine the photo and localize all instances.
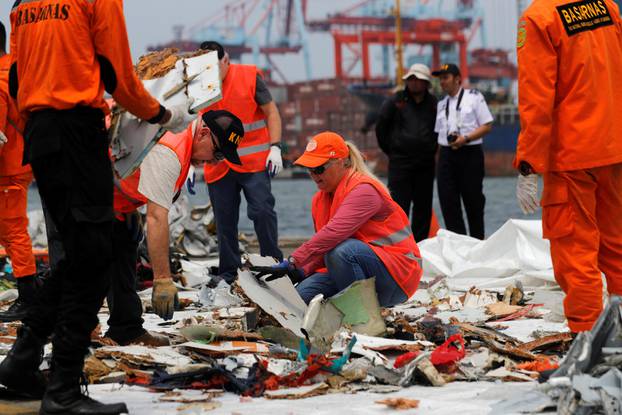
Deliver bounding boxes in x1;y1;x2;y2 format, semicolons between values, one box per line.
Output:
255;75;273;106
137;144;181;210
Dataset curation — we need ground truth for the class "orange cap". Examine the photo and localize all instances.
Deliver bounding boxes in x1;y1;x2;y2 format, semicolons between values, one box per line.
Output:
294;131;350;168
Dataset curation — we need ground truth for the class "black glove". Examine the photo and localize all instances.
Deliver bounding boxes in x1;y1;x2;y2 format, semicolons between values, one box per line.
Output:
250;260;304;284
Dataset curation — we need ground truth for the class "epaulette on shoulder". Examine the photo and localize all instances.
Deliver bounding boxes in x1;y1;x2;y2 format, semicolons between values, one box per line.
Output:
469;89;481;95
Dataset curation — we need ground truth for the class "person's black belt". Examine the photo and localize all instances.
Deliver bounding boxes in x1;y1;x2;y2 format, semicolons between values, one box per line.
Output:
28;105;105;119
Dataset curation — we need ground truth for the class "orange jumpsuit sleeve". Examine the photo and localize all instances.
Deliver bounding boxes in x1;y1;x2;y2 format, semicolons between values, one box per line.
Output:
91;0;165;123
0;87;7;159
515;15;558;174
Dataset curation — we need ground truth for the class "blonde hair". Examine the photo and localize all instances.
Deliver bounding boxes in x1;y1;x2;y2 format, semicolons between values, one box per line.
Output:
344;141;389;193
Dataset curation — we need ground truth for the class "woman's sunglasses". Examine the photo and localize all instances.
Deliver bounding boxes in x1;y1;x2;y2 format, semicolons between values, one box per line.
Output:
307;160;333;175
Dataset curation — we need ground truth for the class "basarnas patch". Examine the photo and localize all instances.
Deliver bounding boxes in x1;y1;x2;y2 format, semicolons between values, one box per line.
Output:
556;0;613;36
516;19;527;48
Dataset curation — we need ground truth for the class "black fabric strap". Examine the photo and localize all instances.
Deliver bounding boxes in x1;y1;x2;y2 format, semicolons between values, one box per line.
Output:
147;105;167;124
445;88;464;121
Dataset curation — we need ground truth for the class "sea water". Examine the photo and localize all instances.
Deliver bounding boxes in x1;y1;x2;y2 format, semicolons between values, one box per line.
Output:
27;177;541;238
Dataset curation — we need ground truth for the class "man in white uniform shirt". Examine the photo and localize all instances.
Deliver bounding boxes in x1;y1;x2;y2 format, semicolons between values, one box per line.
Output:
433;64;493;239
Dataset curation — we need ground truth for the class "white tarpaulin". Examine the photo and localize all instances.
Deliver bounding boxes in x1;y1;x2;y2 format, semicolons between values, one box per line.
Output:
419;219;558;292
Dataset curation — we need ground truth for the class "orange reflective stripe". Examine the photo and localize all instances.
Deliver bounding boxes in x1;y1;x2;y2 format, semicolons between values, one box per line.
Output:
370;225;412;247
244;120;267;132
237;143;270;157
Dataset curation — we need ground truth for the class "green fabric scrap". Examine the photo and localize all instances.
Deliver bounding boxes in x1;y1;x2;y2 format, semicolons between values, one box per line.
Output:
329;282;370;325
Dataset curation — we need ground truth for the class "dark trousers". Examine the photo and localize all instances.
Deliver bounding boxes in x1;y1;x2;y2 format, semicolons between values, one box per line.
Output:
24;107;113;370
388;162;435;242
45;210;146;344
437;145;486;239
207;170;282;282
104;218;145;343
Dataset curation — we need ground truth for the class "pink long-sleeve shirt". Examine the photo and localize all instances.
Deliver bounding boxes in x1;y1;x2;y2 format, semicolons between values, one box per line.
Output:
291;183;393;275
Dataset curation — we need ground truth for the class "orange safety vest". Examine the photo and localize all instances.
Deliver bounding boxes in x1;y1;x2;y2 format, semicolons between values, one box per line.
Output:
311;171;423;298
203;64;270;184
0;54;29;178
113;128;193;216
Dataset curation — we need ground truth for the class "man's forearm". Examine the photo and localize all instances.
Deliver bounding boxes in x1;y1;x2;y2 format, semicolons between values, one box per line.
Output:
267;110;282;144
146;215;171;280
467;123;492;141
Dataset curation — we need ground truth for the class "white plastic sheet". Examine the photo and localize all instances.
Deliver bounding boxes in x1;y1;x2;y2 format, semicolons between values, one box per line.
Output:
419;219;558;291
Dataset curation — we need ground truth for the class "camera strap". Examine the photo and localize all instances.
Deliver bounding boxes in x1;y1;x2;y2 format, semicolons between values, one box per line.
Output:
445;88;465;132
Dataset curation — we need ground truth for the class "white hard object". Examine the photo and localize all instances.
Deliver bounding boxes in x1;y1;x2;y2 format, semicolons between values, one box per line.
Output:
111;51;222;179
516;174;539;215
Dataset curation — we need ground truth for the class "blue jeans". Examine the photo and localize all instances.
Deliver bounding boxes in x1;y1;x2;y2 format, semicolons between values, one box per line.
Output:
296;239;408;307
208;170;282;282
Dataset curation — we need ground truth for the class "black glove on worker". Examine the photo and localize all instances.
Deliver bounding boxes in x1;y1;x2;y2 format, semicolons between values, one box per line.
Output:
250;259;304;284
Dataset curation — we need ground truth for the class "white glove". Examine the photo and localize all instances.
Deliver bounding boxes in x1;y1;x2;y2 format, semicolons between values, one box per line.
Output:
516;174;539;215
266;145;283;177
160;102;196;134
0;130;7;146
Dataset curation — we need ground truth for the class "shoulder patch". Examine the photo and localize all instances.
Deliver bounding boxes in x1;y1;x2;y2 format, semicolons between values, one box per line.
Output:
556;0;613;36
516;19;527;48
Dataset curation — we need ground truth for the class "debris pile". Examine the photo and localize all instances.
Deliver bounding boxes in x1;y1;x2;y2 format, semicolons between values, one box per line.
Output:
0;221;579;412
12;256;575;404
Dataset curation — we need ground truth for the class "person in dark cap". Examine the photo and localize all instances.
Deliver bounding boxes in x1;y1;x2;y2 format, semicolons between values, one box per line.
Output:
106;110;245;344
375;63;438;242
33;110;245;351
199;40;283;284
433;63;493;239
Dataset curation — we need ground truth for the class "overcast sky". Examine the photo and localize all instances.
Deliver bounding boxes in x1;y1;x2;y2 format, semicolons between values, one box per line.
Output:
0;0;522;82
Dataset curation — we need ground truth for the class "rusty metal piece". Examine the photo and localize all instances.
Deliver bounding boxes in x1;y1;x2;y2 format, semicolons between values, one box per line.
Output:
519;332;573;352
494;303;544;322
457;322;539;361
163;72;200;100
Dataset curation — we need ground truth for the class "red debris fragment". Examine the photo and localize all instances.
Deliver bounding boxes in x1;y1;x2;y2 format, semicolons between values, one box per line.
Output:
515;358;559;372
430;334;466;367
394;351;421;369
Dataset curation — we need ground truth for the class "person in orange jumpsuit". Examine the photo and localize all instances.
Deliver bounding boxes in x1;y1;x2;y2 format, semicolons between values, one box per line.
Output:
0;22;37;323
515;0;622;333
0;1;195;413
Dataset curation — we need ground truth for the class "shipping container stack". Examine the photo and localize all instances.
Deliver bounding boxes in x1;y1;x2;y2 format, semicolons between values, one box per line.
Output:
276;78;387;173
274;78;518;177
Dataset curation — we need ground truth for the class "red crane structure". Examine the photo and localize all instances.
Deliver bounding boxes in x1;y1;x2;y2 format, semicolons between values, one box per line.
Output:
306;0;486;84
148;0;312;83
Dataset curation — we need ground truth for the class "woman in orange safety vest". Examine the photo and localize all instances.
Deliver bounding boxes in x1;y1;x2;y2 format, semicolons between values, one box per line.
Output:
253;132;422;307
